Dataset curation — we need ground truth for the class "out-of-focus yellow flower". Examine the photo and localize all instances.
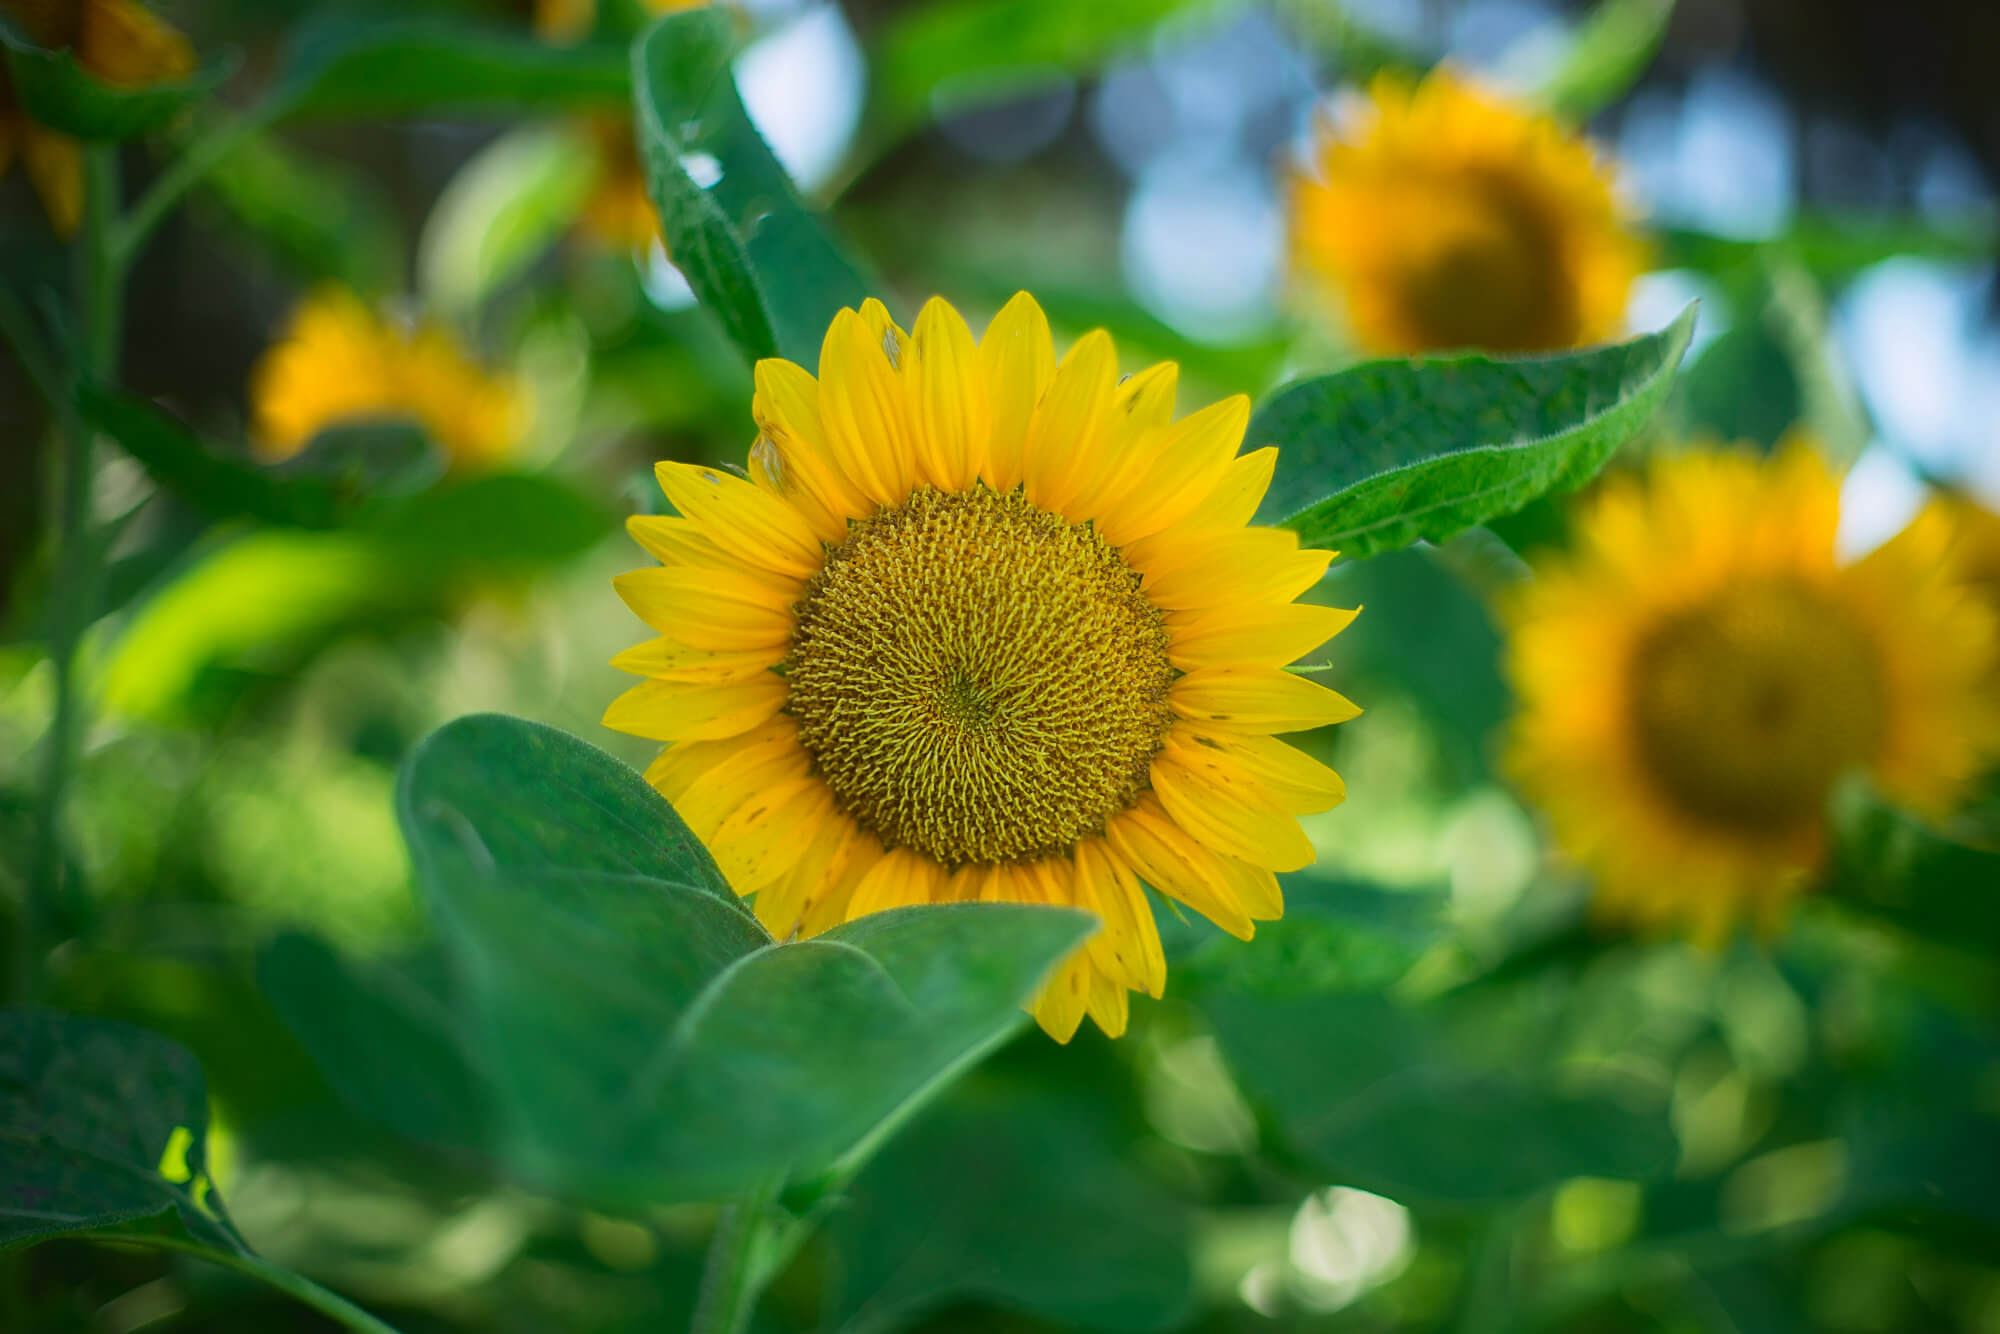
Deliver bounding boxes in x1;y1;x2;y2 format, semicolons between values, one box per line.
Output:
249;287;524;470
0;0;193;235
605;293;1360;1041
533;0;705;44
1505;443;2000;942
576;115;659;251
1289;68;1645;356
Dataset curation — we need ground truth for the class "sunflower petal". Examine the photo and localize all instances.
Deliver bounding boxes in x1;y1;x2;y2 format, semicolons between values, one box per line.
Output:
612;566;797;650
1169;602;1359;669
1172;666;1362;733
602;674;788;742
1151;739;1316;871
908;296;991;491
1104;797;1255;939
978;292;1056;492
655;460;823;578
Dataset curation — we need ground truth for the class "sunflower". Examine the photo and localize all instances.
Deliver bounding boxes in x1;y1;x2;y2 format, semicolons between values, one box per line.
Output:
605;293;1359;1040
249;287;524;470
1505;444;2000;941
0;0;192;236
1288;67;1644;357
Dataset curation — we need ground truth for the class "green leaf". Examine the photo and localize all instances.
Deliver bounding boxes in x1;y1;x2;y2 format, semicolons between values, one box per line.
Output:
869;0;1199;133
78;385;437;529
198;128;404;291
352;714;1094;1204
419;123;603;318
1823;785;2000;953
359;472;615;570
0;16;233;141
632;8;876;365
257;935;494;1154
1254;305;1696;560
1534;0;1675;121
271;19;628;121
1203;992;1676;1204
834;1080;1193;1334
1178;877;1446;998
0;1009;243;1253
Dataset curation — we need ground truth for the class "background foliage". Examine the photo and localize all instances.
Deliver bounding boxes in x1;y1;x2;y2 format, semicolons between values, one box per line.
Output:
4;1;1998;1332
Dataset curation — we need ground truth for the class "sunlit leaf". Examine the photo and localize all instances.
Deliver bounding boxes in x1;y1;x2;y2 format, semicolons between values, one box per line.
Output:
632;7;875;365
834;1079;1194;1334
419;123;603;317
0;15;232;140
1534;0;1676;121
1254;305;1696;559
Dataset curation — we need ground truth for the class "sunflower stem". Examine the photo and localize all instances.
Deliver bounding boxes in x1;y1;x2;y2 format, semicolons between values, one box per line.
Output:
22;145;122;1002
689;1193;772;1334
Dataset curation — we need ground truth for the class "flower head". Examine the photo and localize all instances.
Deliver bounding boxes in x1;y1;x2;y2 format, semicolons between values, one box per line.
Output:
0;0;193;235
248;288;525;471
1505;444;2000;941
606;293;1359;1040
1289;68;1644;356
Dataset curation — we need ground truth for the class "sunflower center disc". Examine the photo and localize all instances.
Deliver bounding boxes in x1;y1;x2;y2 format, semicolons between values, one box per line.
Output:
784;484;1176;866
1397;168;1579;352
1629;578;1885;836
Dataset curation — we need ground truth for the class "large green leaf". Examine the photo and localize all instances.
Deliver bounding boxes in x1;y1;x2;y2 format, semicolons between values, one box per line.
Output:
1823;785;2000;953
1203;990;1676;1204
0;15;232;141
321;714;1098;1205
834;1080;1193;1334
1253;306;1696;559
0;1009;242;1252
632;8;875;365
360;472;615;570
271;19;628;121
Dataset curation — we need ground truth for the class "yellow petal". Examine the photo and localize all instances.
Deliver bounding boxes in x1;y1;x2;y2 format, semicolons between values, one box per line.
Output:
802;828;884;936
1172;667;1363;734
627;514;724;567
643;717;801;815
603;673;788;742
1151;739;1316;871
608;636;780;683
1021;329;1117;517
612;566;797;650
80;0;195;88
1137;528;1332;611
818;307;915;508
752;358;867;536
753;801;858;939
1032;950;1092;1043
1103;797;1254;939
655;460;824;579
1093;394;1249;547
977;292;1056;492
1179;446;1278;532
1184;730;1347;814
709;777;827;894
908;296;990;491
1075;839;1166;997
1084;965;1131;1038
1169;602;1359;669
846;846;948;919
20;122;83;238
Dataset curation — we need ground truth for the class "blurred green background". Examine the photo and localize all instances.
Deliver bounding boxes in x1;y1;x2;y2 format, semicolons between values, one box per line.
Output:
4;0;1999;1331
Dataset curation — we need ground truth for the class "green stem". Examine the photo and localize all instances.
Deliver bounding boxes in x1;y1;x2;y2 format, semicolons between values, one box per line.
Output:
22;146;121;1001
0;282;63;411
689;1193;773;1334
110;106;274;271
139;1239;405;1334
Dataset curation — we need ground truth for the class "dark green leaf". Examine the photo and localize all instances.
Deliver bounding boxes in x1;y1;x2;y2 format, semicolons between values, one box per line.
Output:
0;1009;243;1253
1679;321;1802;450
1823;785;2000;953
632;8;875;365
79;385;435;528
1178;877;1446;998
198;128;404;291
835;1080;1193;1334
272;19;628;121
1204;992;1676;1203
360;472;615;569
257;934;493;1154
1254;306;1696;559
0;16;233;141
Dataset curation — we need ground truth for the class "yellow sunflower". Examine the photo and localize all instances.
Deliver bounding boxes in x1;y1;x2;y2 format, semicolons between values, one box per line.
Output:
1288;67;1645;356
0;0;192;236
605;293;1360;1040
1505;443;2000;942
249;287;524;470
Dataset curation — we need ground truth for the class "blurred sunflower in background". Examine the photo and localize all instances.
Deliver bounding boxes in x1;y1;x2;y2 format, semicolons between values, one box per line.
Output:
1505;444;2000;941
0;0;191;235
249;287;525;469
605;293;1359;1041
1289;67;1645;356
